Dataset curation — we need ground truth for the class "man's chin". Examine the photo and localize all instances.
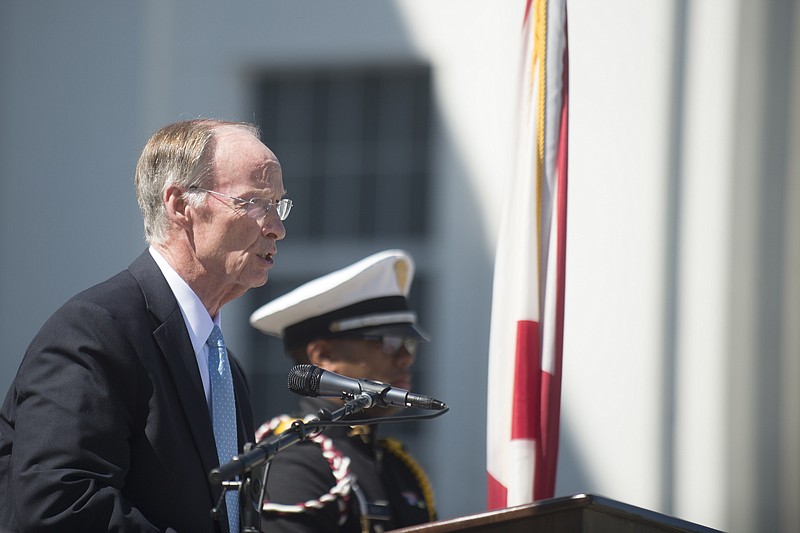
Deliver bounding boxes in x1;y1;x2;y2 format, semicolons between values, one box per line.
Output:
245;271;269;289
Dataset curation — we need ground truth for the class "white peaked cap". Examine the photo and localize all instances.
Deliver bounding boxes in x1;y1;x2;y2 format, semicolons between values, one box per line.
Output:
249;249;429;353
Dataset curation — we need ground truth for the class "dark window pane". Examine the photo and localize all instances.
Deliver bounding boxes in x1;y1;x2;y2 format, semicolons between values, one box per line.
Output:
252;65;431;241
247;64;433;440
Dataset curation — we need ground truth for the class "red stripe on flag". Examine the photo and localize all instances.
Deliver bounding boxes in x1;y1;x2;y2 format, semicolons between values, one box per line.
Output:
536;369;557;497
487;472;508;510
511;320;540;440
522;0;533;26
538;17;570;498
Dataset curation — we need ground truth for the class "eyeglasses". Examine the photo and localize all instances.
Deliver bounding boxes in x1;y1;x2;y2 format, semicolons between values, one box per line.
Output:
189;186;293;221
346;335;419;356
381;336;419;356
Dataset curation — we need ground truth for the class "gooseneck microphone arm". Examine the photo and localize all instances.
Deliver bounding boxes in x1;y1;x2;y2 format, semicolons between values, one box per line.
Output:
209;392;377;533
209;391;376;484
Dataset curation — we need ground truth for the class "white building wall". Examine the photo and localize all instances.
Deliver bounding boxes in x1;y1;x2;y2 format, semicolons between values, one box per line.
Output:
675;0;738;527
562;0;675;511
781;7;800;532
1;1;798;531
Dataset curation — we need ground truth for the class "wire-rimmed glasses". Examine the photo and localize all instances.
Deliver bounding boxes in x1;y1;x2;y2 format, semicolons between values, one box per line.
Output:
189;186;292;221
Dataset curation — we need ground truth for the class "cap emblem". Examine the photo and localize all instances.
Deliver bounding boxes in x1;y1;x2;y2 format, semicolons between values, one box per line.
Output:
394;259;410;293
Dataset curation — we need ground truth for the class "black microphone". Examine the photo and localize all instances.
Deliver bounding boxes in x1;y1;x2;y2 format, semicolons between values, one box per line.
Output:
288;364;447;410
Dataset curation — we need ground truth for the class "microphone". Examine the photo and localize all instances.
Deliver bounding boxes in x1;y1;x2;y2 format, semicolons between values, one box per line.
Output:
288;364;447;410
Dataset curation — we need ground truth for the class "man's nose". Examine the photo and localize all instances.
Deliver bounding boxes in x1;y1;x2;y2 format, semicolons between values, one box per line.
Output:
395;347;415;368
261;215;286;240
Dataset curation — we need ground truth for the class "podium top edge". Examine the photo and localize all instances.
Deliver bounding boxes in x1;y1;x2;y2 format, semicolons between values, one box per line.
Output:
387;493;725;533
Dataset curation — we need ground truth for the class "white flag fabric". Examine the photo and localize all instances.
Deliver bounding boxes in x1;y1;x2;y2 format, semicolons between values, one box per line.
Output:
486;0;569;509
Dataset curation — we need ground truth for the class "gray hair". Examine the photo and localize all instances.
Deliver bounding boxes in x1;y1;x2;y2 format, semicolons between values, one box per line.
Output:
134;119;261;244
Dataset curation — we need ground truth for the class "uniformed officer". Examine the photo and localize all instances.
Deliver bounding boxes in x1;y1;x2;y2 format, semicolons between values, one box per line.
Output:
250;250;437;533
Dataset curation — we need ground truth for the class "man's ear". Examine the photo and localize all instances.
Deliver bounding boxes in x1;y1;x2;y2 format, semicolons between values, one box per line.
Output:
164;185;192;229
307;339;337;371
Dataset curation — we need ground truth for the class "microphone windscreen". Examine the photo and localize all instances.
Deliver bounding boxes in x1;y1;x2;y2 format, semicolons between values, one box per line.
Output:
287;364;322;397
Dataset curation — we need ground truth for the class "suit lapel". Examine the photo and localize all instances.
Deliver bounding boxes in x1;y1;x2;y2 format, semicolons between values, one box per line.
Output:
128;252;220;483
229;357;255;448
153;311;219;475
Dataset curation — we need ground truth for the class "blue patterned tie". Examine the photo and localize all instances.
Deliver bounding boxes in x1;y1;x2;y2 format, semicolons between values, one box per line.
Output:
207;326;240;533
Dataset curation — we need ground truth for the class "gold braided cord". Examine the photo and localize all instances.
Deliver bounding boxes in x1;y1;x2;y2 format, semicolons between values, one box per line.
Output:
534;0;547;273
273;417;302;435
379;437;437;522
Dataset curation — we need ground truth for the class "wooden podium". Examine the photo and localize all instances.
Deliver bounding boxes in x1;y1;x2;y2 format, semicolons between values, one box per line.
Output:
389;493;724;533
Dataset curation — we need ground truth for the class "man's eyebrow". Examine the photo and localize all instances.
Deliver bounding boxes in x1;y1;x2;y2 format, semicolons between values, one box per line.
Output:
240;187;287;199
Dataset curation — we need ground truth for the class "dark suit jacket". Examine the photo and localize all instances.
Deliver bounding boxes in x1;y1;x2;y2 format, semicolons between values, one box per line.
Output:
0;251;255;532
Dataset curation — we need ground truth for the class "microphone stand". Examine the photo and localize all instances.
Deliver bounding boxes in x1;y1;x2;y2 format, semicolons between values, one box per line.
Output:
210;392;377;533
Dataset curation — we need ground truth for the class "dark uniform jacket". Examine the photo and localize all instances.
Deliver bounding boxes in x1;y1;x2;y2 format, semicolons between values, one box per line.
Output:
257;398;435;533
0;251;255;532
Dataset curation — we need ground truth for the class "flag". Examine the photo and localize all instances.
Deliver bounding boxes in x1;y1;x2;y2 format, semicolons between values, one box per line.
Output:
486;0;569;509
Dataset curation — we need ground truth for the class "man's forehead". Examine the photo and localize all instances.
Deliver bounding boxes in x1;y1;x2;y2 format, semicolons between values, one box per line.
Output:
211;129;283;191
212;126;272;160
